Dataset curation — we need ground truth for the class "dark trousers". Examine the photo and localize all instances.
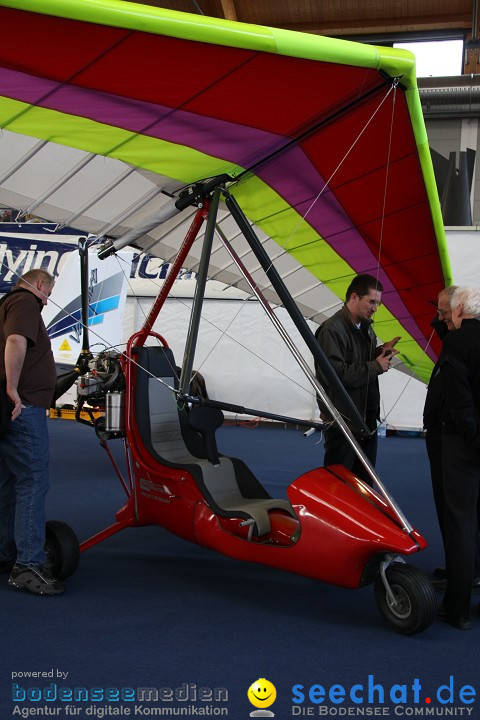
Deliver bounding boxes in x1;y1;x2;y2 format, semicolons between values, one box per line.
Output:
323;424;378;486
426;428;446;550
427;428;480;576
442;433;480;618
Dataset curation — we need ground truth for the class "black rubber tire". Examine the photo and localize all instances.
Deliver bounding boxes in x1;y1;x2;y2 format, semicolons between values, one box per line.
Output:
374;563;437;635
44;520;80;580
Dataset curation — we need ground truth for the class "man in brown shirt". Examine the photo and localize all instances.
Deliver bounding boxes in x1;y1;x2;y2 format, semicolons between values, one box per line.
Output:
0;269;64;594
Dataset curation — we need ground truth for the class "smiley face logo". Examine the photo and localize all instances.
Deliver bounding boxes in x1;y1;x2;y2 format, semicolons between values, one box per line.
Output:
247;678;277;709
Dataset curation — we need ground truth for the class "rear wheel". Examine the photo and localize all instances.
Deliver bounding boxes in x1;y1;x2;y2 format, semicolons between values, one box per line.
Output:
374;563;436;634
45;520;80;580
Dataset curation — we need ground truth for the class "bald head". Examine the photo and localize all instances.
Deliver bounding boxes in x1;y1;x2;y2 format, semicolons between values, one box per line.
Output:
16;269;55;306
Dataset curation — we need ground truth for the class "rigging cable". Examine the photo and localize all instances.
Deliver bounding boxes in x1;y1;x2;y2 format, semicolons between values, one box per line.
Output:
111;250;332;427
257;82;396;277
113;249;320;404
230;77;437;425
0;254;178;395
362;80;398;426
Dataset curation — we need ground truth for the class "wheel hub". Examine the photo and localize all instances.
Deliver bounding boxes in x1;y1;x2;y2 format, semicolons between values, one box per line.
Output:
387;583;412;619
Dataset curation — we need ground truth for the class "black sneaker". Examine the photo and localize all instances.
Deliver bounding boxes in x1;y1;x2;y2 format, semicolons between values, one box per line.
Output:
8;564;65;595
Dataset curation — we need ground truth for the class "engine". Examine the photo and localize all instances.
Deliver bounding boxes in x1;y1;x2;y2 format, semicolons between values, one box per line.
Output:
76;350;126;434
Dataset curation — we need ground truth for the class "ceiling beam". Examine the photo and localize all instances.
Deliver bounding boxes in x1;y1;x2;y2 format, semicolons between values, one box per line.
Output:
220;0;237;21
277;15;472;37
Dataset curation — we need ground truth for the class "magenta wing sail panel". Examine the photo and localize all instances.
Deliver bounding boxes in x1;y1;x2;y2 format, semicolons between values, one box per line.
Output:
0;0;450;381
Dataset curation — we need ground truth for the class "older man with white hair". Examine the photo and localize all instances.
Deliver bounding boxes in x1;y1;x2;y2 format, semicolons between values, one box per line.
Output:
439;286;480;629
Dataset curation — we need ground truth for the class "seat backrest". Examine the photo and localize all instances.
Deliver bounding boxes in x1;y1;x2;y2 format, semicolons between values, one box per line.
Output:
132;345;294;536
148;375;198;464
134;345;221;465
134;346;188;462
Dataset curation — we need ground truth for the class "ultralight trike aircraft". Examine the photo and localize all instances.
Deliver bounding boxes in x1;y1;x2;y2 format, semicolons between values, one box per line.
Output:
47;175;437;635
0;0;450;634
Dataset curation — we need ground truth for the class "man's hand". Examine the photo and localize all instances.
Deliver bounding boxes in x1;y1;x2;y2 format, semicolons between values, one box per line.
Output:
6;386;22;421
383;336;401;352
376;346;396;372
375;337;401;372
5;334;27;421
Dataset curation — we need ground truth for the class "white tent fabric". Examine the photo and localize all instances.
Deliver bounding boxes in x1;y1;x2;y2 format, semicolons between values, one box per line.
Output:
119;294;429;431
2;130;478;430
0;129;341;326
446;229;480;286
117;229;479;431
122;297;320;422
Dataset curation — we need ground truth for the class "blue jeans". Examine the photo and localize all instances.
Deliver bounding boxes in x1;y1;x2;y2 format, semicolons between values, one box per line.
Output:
0;406;50;565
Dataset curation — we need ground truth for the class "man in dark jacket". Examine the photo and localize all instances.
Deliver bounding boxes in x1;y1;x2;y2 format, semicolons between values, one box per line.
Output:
423;287;455;572
315;274;399;484
424;286;480;588
439;286;480;629
0;269;64;595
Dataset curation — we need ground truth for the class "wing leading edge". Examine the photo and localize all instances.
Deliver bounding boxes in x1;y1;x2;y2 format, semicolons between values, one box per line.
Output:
0;0;451;382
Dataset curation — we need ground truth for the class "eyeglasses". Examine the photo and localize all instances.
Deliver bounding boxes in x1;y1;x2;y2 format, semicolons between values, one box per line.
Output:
437;308;451;317
361;297;381;307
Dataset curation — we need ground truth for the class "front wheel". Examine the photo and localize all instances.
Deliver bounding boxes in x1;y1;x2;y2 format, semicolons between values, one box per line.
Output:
45;520;80;580
374;563;436;634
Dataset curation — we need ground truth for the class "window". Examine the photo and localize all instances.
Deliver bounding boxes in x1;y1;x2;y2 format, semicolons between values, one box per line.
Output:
394;40;464;77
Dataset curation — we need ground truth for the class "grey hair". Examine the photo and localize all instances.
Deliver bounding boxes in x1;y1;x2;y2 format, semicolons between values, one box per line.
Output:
16;268;54;287
451;286;480;318
438;285;458;302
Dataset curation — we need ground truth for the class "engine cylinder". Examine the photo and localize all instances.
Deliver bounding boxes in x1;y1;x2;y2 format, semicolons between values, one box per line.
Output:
105;391;125;432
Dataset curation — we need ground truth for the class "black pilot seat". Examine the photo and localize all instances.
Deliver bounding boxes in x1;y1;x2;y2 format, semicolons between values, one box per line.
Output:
134;346;296;537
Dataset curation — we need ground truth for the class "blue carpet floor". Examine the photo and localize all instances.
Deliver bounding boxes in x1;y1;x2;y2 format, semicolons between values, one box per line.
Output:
1;420;478;719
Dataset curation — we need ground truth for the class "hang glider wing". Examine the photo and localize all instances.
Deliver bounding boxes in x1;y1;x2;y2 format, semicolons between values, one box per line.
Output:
0;0;451;382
